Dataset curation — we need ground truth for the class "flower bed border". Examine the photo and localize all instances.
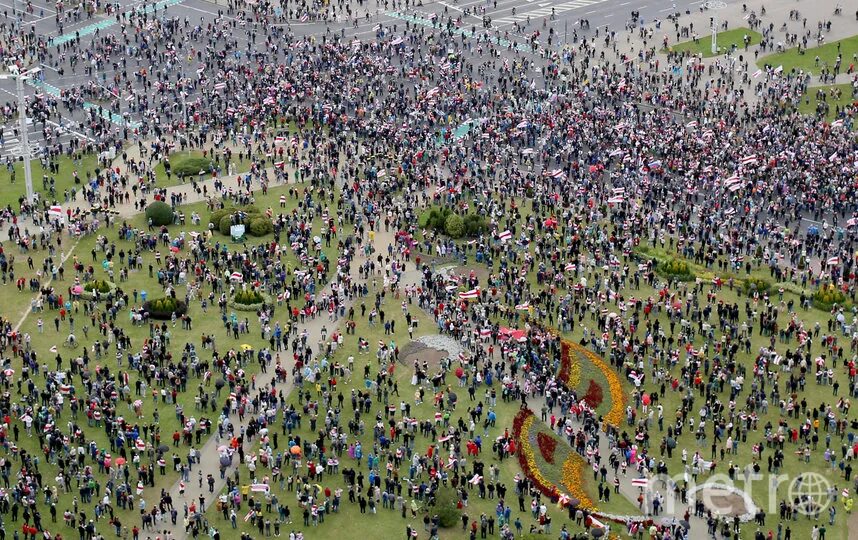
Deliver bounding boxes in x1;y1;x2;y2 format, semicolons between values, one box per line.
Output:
513;408;653;529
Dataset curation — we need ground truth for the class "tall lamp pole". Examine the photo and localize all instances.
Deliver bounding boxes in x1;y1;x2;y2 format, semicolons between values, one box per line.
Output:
0;66;41;204
704;0;727;55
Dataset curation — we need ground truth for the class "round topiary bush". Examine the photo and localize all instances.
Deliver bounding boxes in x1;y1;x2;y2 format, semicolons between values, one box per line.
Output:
813;284;847;310
211;206;261;235
463;214;488;237
234;290;264;305
219;215;233;235
444;213;464;238
209;207;234;229
742;277;771;296
84;280;113;294
656;258;695;281
248;216;274;237
145;201;174;226
421;206;454;233
142;297;187;320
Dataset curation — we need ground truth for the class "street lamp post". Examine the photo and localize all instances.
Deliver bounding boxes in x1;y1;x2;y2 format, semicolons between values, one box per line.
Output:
0;66;41;205
704;0;727;55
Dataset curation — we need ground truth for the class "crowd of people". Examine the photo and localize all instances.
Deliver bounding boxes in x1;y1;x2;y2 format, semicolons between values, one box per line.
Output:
0;0;852;539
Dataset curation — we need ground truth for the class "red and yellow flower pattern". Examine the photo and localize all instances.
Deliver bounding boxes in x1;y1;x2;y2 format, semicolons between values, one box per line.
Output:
557;339;626;428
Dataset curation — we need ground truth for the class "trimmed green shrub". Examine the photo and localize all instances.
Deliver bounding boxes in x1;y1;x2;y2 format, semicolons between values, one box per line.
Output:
422;207;454;233
209;207;234;229
813;284;847;310
145;201;174;226
248;216;274;237
229;289;269;311
742;277;771;296
81;280;117;301
142;297;187;320
170;156;212;178
211;206;261;235
433;484;461;528
656;258;695;281
233;290;264;305
462;214;488;237
84;280;113;294
219;215;233;235
444;213;464;238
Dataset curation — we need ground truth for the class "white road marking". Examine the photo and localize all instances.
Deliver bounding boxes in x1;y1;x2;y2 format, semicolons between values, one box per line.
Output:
439;1;464;12
492;0;607;26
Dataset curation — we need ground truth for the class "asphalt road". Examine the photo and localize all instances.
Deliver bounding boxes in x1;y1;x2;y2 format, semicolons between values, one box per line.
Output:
0;0;696;150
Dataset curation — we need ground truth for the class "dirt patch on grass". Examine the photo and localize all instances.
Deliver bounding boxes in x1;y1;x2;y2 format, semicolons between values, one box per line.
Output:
700;489;751;517
399;341;447;370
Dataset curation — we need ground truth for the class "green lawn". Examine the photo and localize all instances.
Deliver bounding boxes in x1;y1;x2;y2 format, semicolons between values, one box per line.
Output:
0;177;343;540
760;34;858;75
796;83;857;124
202;311;608;540
0;162;852;540
0;151;99;208
666;28;761;58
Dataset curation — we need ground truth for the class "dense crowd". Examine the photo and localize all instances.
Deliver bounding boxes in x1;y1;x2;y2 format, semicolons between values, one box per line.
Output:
0;0;852;540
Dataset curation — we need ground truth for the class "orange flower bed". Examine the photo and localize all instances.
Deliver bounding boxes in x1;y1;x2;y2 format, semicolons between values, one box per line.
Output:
558;339;626;428
561;454;596;511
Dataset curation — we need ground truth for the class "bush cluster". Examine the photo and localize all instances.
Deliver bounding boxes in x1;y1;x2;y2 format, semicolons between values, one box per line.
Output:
84;280;114;294
422;206;487;238
209;206;272;237
656;258;695;281
233;290;264;305
143;297;188;320
742;277;771;295
814;283;847;309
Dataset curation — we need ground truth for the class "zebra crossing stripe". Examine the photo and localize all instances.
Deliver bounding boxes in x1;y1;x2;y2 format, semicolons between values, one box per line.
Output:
492;0;605;25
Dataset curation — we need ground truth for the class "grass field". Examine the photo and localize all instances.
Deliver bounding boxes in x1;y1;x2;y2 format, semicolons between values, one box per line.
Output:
0;177;342;540
796;83;857;124
760;34;858;75
410;195;853;540
0;175;852;540
0;152;100;208
667;28;761;58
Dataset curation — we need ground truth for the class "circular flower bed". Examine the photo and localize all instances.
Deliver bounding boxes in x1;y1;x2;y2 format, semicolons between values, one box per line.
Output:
81;280;117;300
687;483;758;522
229;289;270;311
142;297;187;320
